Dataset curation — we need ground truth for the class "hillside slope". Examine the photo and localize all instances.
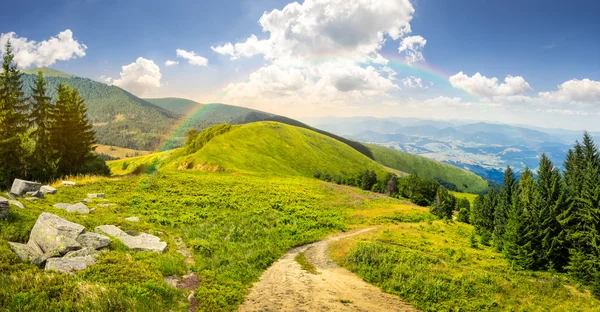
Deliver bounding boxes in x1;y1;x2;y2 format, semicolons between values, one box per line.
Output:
144;97;203;114
367;144;489;193
165;122;388;178
21;70;178;150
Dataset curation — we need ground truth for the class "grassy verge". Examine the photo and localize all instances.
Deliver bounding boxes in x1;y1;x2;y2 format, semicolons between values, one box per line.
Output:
329;221;600;312
294;250;319;274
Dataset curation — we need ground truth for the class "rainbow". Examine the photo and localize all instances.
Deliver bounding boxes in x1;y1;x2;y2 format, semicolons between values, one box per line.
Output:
155;53;482;152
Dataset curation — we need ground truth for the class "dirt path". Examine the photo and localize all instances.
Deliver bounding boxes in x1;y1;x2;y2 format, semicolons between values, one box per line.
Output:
238;228;416;312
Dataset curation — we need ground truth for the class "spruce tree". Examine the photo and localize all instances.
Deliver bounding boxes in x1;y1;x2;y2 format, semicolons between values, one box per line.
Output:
29;70;56;181
431;186;454;219
494;166;517;251
0;40;29;189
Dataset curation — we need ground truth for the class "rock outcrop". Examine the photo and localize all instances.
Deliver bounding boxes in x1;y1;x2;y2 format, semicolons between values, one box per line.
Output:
77;232;111;249
45;256;96;275
10;179;42;197
27;212;85;255
40;185;57;195
96;225;167;252
26;191;44;199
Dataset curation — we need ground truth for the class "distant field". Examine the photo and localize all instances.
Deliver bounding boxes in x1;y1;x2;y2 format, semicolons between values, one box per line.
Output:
450;191;479;205
96;144;152;159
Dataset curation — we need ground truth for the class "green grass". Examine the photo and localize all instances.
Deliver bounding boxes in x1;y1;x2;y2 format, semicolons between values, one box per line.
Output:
450;191;478;205
22;67;73;78
0;169;421;311
329;222;600;312
294;250;319;274
367;144;489;193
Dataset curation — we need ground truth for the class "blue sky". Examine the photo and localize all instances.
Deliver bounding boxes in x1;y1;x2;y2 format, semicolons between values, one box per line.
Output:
1;0;600;129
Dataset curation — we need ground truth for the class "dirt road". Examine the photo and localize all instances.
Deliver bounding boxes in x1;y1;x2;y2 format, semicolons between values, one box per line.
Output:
238;228;416;312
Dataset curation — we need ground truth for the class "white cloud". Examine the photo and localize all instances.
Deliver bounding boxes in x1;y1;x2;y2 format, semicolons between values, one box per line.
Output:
546;109;590;116
111;57;161;96
176;49;208;66
0;29;86;68
539;79;600;104
164;60;179;66
449;72;532;97
400;76;424;88
218;0;418;113
98;75;113;84
398;35;426;65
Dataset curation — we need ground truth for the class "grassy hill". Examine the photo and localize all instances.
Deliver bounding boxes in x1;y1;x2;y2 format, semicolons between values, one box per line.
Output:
144;97;203;114
367;143;489;193
22;67;73;78
133;122;389;179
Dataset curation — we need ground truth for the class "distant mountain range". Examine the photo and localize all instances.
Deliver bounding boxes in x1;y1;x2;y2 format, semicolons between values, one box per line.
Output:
303;116;597;183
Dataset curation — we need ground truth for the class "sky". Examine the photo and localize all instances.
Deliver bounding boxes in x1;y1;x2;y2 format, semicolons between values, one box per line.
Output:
1;0;599;130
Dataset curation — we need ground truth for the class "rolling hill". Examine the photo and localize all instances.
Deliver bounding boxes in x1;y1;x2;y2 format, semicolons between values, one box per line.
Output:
367;143;489;193
144;97;203;114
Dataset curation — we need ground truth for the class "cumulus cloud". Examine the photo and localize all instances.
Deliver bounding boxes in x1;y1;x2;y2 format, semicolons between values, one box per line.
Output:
398;35;426;65
539;79;600;104
176;49;208;66
98;75;113;84
400;76;424;88
111;57;161;96
449;72;532;97
164;60;178;66
218;0;419;112
0;29;86;68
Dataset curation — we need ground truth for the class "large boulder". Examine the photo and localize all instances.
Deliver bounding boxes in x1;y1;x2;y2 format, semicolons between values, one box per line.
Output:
27;213;85;255
0;197;9;220
8;242;39;262
45;256;96;274
40;185;57;195
66;203;90;214
10;179;41;197
77;231;111;249
96;225;167;253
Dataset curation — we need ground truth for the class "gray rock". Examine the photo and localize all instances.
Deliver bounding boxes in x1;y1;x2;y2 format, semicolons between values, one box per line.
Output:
64;247;98;258
96;225;167;253
87;193;105;199
53;203;71;210
66;203;90;214
62;181;76;186
98;203;116;208
76;231;111;249
124;216;139;222
45;256;96;274
26;191;44;199
27;212;85;255
0;197;8;220
9;200;24;209
40;185;57;195
82;198;92;203
10;179;42;197
8;242;40;262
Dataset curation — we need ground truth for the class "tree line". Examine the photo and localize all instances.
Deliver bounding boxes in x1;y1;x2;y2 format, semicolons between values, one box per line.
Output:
0;40;108;189
468;133;600;295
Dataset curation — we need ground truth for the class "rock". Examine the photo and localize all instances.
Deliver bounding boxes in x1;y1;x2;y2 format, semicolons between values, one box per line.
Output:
45;256;96;274
66;203;90;214
87;193;105;199
0;197;9;220
77;231;111;249
124;216;139;222
96;225;167;253
83;198;92;203
40;185;57;195
27;212;84;255
8;242;40;262
53;203;71;210
24;197;39;201
9;200;24;209
62;181;76;186
64;247;98;258
26;191;44;199
10;179;42;197
98;203;116;208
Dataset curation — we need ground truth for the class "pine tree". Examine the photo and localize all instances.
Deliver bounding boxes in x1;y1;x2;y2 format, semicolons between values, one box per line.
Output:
0;40;29;189
29;70;57;181
431;186;454;219
494;166;517;251
504;168;537;269
535;154;568;270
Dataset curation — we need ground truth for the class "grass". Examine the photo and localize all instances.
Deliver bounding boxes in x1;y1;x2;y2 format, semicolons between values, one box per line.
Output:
329;221;600;312
294;250;319;274
95;144;152;159
367;143;489;193
449;191;479;205
0;169;423;311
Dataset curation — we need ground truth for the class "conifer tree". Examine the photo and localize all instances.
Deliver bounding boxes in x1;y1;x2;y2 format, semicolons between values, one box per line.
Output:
29;70;56;181
431;186;454;219
494;166;517;251
0;40;28;189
